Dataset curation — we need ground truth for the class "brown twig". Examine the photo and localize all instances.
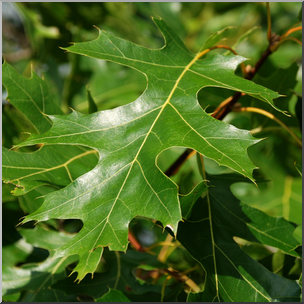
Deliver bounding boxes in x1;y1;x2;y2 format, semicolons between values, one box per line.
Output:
158;234;174;263
128;230;145;252
233;106;302;148
165;149;196;176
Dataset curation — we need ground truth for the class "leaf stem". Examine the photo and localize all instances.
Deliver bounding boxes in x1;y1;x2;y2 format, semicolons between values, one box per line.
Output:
146;241;178;251
165;149;196;176
161;275;171;302
233;106;302;148
128;230;145;252
165;268;201;292
158;234;174;263
281;26;302;39
270;36;302;52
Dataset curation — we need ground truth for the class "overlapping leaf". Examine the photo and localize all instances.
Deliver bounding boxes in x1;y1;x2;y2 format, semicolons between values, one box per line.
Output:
2;61;62;134
177;173;301;302
12;18;283;280
2;226;79;302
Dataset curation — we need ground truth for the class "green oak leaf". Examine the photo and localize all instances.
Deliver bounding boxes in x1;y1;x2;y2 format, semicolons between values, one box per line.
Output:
3;145;98;196
230;26;260;51
15;18;282;280
2;226;79;302
2;61;63;134
177;173;301;302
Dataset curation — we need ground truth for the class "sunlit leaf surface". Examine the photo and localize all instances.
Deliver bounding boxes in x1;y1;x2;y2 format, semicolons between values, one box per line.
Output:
8;18;281;281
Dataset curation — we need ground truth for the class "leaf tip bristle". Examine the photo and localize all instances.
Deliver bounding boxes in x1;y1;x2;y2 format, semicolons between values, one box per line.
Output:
68;271;74;278
93;24;101;31
15;218;25;228
35;194;45;200
9;145;19;152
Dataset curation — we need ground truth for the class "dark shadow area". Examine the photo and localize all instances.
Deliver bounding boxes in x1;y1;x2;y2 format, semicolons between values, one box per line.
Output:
63;219;83;233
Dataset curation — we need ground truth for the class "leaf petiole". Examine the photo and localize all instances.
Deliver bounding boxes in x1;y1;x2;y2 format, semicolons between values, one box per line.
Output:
270;36;302;52
233;106;302;148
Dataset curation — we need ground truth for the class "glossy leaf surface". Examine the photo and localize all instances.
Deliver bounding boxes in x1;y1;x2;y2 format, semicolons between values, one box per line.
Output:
3;146;98;195
15;18;282;281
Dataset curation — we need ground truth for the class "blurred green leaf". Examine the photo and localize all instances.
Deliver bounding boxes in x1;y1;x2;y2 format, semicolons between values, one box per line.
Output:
14;2;60;54
2;226;79;301
2;183;16;202
3;238;33;267
293;225;302;244
298;7;302;21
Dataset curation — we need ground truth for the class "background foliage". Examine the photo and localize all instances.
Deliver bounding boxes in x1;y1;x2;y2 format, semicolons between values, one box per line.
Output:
2;2;302;302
